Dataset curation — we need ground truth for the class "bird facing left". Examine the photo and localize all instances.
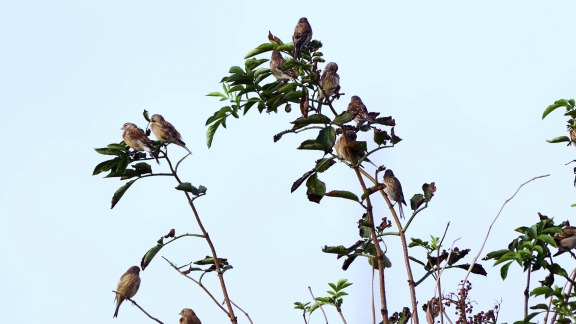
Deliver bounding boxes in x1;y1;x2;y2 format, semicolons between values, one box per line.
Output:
149;114;193;156
113;266;141;318
121;123;160;164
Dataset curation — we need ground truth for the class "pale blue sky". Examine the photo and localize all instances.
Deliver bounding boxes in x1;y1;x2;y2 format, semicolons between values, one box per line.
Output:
1;1;576;323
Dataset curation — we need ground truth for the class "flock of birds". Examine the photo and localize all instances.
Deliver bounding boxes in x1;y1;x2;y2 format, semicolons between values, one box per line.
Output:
111;15;576;323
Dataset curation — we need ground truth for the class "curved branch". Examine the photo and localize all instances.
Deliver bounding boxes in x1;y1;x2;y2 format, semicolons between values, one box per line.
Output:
112;291;164;324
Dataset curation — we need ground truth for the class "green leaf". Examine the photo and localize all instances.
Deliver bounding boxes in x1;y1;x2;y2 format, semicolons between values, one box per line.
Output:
132;162;152;174
206;92;227;98
542;103;562;119
94;147;124;156
316;127;335;153
291;114;332;129
297;139;325;151
546;136;570;143
322;245;349;255
206;120;222;148
325;190;359;202
198;185;207;194
229;66;245;75
107;143;126;151
175;182;199;195
500;261;513;280
283;91;303;101
493;251;517;266
332;112;355;124
143;109;150;122
569;99;575;108
244;43;275;59
278;83;298;93
245;58;269;71
275;43;294;53
306;173;326;203
542;227;563;235
410;194;425;210
530;304;549;310
536;235;556;247
530;286;551;297
111;180;136;209
194;256;229;266
93;158;121;176
314;157;336;173
141;244;163;270
291;171;315;193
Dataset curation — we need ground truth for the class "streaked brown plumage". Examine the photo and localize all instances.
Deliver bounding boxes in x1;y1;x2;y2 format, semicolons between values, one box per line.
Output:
317;62;340;115
293;17;312;60
347;96;375;124
554;226;576;258
570;128;576;147
150;114;192;155
383;169;407;219
334;130;377;168
270;51;297;82
179;308;202;324
121;123;160;164
114;266;141;318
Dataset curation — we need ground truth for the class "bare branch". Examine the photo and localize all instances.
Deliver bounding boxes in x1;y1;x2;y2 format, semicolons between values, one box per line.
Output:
461;174;550;284
309;286;329;324
229;300;254;324
112;291;164;324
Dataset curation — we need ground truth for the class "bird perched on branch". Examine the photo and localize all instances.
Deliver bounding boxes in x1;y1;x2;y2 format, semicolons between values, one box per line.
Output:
554;226;576;258
293;17;312;60
113;266;141;318
334;130;377;168
347;96;375;124
121;123;160;164
270;50;297;82
383;169;407;219
179;308;202;324
150;114;193;155
317;62;340;114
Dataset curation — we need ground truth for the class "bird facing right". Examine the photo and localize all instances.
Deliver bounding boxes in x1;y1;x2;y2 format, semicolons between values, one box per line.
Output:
179;308;202;324
292;17;312;60
334;130;377;168
150;114;193;155
347;95;375;124
382;169;407;219
113;266;141;318
554;226;576;258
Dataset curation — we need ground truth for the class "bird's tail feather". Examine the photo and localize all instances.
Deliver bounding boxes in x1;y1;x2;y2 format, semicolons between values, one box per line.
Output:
113;301;121;318
399;203;404;219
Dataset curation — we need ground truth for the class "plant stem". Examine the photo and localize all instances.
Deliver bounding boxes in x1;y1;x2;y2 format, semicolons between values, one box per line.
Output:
357;167;419;324
229;300;254;324
524;265;531;318
112;291;164;324
436;223;450;324
337;308;348;324
308;286;329;324
164;155;237;324
371;258;376;324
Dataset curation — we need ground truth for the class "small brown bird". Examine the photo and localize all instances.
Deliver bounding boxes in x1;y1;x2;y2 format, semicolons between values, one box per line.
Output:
383;169;407;219
554;226;576;258
293;17;312;60
150;114;193;155
317;62;340;114
270;51;297;82
569;127;576;147
334;130;377;168
347;96;375;124
179;308;202;324
113;266;141;318
121;123;160;164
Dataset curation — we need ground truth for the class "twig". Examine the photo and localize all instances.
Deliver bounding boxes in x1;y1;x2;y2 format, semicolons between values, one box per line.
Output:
229;300;254;324
162;257;230;315
175;153;190;174
551;268;576;324
164;155;237;324
524;265;532;318
436;223;451;324
372;257;376;324
433;238;461;299
112;291;164;324
461;174;550;284
309;286;329;324
162;233;205;247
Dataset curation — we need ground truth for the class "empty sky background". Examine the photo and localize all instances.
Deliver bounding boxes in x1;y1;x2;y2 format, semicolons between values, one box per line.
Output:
1;1;576;323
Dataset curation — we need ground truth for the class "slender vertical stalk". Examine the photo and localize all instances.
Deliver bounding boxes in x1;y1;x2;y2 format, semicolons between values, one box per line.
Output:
436;223;450;324
357;167;419;324
371;259;376;324
336;308;348;324
524;265;531;318
164;153;237;324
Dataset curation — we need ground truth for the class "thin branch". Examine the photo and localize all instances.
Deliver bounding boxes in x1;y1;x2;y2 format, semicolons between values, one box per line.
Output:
112;291;164;324
162;257;230;315
461;174;550;284
309;286;329;324
175;153;191;174
336;309;348;324
162;233;205;247
371;257;376;324
356;145;393;166
229;300;254;324
524;265;532;318
139;173;175;178
357;167;419;324
164;155;237;324
551;268;576;324
436;223;451;324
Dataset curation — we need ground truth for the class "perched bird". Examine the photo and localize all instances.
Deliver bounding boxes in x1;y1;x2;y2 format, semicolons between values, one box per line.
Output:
179;308;202;324
150;114;193;155
347;96;375;124
270;51;297;82
334;130;377;168
121;123;160;164
113;266;141;318
293;17;312;60
317;62;340;114
383;169;407;219
569;127;576;147
553;226;576;258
